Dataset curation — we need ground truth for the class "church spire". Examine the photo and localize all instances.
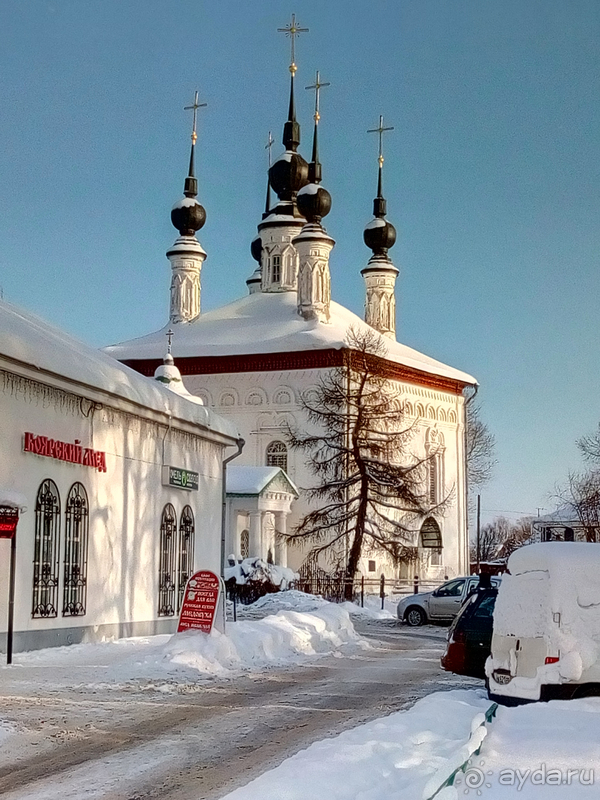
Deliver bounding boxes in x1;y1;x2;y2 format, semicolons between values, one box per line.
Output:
171;91;207;237
278;13;307;152
294;71;334;323
362;115;399;340
167;91;208;324
268;14;309;212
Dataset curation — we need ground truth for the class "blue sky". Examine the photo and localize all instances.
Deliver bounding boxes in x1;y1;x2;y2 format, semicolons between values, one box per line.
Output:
0;1;599;523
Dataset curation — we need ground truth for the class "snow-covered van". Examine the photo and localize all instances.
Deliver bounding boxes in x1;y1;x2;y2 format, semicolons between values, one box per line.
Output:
487;542;600;703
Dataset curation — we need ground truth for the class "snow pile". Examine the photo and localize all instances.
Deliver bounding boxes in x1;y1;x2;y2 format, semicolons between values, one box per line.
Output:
490;543;600;687
473;697;600;798
219;690;491;800
158;604;366;676
236;589;329;617
341;598;396;620
225;557;297;589
13;604;367;689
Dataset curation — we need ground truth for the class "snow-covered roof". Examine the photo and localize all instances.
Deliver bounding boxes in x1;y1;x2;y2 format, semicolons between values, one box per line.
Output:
534;504;582;525
226;466;298;496
0;299;239;442
105;292;476;386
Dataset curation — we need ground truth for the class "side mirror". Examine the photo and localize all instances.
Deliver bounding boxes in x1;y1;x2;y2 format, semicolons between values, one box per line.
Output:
432;588;440;597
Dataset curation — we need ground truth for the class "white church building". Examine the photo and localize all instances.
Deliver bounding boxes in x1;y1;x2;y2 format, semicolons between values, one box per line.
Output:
107;48;477;584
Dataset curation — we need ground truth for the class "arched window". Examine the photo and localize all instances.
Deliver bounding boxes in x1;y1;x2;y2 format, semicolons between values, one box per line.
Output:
240;529;249;559
63;483;89;617
177;505;195;612
32;479;61;618
266;440;287;472
158;504;177;616
420;517;442;548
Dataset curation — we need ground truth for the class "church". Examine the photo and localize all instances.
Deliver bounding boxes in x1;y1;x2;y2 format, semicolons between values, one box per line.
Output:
106;19;477;585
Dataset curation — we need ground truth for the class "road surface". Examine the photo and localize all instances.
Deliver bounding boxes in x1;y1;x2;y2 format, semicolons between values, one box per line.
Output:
0;619;478;799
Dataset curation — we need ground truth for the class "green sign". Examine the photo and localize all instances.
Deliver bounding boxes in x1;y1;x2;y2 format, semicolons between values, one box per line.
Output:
162;465;199;491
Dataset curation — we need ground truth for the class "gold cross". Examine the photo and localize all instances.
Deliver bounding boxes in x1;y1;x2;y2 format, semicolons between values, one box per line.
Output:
265;130;274;167
306;71;330;124
277;13;309;75
166;328;174;354
184;90;207;145
368;115;394;167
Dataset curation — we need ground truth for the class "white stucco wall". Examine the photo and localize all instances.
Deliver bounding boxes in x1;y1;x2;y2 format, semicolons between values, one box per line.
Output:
185;367;468;583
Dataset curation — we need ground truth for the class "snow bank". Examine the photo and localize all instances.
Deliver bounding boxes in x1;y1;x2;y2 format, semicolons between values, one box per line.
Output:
237;589;329;616
224;557;297;589
11;604;367;688
474;698;600;798
160;604;367;677
219;690;491;800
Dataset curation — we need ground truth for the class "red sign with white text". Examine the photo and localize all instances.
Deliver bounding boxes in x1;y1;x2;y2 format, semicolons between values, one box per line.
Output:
177;570;221;633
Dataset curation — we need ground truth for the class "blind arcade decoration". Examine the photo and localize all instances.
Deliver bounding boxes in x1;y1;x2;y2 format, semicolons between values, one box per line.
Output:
23;432;107;473
177;570;221;633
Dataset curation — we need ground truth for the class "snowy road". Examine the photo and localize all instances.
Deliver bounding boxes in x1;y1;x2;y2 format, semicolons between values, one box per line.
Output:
0;619;476;800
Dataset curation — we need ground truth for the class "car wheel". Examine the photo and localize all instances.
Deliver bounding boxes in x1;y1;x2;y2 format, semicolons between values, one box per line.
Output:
405;606;427;626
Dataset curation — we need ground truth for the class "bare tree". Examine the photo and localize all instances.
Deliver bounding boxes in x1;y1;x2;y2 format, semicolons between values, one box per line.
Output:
578;425;600;463
469;516;532;563
552;424;600;542
556;471;600;542
287;327;447;597
466;403;496;492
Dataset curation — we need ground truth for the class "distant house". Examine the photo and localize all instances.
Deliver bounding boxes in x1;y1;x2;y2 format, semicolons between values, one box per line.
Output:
530;505;590;542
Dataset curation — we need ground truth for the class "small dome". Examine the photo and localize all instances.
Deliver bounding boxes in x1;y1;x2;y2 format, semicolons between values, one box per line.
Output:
171;196;206;237
250;235;262;264
297;183;332;224
269;151;309;202
364;217;396;256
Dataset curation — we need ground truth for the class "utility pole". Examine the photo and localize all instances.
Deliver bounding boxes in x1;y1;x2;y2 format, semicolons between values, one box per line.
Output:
476;494;481;573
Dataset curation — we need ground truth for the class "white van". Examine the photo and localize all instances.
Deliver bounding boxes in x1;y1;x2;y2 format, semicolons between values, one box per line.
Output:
487;542;600;704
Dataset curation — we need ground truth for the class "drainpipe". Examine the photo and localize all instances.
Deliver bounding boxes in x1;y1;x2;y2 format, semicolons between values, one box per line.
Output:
221;438;245;578
463;384;479;573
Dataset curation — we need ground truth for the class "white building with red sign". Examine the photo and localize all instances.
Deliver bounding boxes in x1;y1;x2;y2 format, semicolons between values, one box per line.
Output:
0;298;240;652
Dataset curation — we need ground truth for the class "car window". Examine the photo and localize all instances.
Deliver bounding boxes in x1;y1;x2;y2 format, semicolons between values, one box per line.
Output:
437;579;465;597
472;594;496;619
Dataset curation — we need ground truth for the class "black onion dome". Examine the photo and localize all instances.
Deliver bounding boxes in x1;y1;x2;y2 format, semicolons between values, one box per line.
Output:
363;217;396;256
269;151;309;202
171;196;206;237
250;234;262;263
297;183;331;223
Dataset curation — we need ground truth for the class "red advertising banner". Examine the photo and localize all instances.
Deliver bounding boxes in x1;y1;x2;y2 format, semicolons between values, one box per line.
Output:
177;570;221;633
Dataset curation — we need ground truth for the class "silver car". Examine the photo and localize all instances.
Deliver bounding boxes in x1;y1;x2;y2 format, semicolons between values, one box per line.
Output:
397;575;501;626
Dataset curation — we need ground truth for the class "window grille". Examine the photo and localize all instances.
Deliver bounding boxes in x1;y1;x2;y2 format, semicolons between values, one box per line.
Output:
158;504;177;616
266;440;287;472
177;505;195;612
63;483;89;616
272;255;281;283
240;529;249;559
32;479;61;618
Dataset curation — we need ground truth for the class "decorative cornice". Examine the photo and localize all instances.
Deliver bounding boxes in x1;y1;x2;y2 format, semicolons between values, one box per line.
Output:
121;349;470;395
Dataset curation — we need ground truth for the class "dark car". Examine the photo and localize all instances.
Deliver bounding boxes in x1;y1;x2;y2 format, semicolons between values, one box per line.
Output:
441;587;497;679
